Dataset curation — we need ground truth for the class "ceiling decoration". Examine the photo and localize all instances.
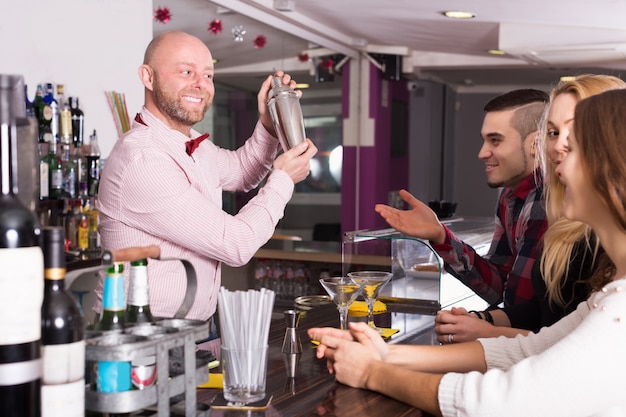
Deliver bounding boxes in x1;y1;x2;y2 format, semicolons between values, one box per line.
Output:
152;0;626;91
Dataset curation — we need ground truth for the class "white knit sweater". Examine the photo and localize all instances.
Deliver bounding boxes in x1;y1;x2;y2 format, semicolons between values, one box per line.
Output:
439;279;626;417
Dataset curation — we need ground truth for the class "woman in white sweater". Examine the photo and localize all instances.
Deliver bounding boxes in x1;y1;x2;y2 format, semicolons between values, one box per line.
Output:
309;88;626;417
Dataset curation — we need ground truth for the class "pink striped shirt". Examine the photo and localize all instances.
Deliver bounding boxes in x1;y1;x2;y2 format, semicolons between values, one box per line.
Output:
95;107;294;320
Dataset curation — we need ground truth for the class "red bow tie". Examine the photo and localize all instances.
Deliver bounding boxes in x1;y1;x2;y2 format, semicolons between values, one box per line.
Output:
134;113;210;157
185;133;210;156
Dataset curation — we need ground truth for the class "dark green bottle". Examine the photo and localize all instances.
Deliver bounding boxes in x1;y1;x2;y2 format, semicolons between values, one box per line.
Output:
96;262;125;331
43;141;63;200
126;259;154;324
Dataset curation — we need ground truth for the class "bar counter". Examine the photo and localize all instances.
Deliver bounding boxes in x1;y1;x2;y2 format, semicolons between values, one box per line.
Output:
197;302;436;417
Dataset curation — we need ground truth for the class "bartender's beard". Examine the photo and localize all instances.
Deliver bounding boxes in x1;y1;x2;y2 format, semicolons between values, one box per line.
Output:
153;76;210;126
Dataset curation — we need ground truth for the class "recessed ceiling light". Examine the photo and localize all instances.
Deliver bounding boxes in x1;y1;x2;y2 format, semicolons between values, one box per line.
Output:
295;83;310;89
442;10;476;19
487;49;506;55
560;76;576;82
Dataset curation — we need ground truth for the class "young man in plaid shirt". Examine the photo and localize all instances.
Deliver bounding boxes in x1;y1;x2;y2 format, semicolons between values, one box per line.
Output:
376;89;549;308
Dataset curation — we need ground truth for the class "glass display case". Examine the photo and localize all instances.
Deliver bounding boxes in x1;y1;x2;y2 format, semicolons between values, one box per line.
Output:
343;228;442;314
342;219;494;344
342;228;442;344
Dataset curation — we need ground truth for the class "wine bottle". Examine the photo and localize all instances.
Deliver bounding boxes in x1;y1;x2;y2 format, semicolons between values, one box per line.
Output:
126;258;157;389
40;226;85;417
94;262;131;393
0;73;44;417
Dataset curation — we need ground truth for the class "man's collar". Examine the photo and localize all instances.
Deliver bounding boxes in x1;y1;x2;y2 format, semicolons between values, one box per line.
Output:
510;170;543;200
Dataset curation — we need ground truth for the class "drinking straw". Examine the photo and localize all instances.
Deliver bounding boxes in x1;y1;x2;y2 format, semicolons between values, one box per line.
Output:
217;287;275;349
217;287;275;390
104;91;131;138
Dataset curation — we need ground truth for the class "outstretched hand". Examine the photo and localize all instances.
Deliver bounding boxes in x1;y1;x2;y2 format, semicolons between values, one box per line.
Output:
374;189;446;244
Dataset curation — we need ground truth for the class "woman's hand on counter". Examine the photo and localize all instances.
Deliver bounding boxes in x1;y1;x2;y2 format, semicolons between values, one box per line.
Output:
308;322;390;380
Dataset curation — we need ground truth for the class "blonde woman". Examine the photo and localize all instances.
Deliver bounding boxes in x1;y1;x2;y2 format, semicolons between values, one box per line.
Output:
434;74;624;343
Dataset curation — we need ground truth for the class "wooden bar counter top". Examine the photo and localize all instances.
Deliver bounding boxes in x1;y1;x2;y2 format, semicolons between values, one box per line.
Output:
197;302;434;417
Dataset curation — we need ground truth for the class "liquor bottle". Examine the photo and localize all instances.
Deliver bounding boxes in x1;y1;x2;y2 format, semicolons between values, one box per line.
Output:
64;199;77;251
70;135;88;199
40;226;85;417
60;142;76;199
36;84;52;144
86;129;100;197
43;83;59;145
56;84;72;145
44;139;64;200
69;97;84;149
83;196;100;252
39;151;49;201
93;262;131;393
76;199;90;255
0;74;44;417
126;259;157;390
64;199;87;253
24;84;35;118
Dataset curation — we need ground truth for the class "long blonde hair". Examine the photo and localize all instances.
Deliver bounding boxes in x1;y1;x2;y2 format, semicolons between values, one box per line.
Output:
538;74;625;307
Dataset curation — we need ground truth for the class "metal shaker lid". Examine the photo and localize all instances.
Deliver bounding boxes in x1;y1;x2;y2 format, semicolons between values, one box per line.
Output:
267;76;298;102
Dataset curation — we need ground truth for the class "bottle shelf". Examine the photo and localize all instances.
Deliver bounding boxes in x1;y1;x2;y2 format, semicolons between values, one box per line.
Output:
85;318;210;416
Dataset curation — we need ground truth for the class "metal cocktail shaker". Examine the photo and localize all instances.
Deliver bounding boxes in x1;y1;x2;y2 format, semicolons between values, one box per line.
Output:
267;76;306;152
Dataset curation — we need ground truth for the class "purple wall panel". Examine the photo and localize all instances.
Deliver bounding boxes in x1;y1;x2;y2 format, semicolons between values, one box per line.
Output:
341;59;409;234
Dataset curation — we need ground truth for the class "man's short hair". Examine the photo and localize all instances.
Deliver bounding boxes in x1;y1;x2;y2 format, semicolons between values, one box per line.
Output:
483;89;549;113
484;89;549;141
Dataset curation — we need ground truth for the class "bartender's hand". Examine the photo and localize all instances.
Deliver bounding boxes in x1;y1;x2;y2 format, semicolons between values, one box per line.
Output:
375;189;446;244
273;139;317;184
309;323;387;389
257;70;300;136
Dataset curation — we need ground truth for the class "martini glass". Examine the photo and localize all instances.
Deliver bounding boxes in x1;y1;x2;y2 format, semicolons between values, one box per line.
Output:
347;271;393;332
319;277;364;330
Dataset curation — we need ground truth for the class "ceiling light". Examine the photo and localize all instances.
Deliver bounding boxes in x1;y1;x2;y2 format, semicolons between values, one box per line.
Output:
487;49;506;55
560;76;577;82
273;0;295;12
295;83;310;89
351;38;369;48
442;10;476;19
216;6;232;15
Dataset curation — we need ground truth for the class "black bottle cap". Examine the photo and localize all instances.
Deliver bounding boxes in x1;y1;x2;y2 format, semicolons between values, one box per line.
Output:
43;226;65;270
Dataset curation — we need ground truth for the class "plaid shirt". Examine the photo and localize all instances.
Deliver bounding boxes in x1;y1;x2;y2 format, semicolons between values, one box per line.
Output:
432;171;547;307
